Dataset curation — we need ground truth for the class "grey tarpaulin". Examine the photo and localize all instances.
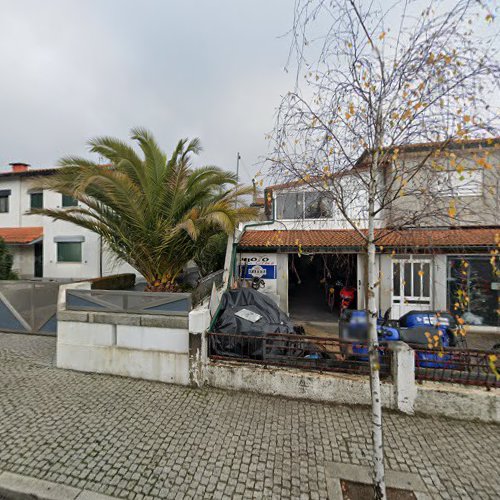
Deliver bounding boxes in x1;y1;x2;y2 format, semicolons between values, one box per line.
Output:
210;288;328;360
213;288;294;336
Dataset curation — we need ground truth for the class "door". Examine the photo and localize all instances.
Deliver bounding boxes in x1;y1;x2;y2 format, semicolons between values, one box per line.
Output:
392;258;432;318
34;242;43;278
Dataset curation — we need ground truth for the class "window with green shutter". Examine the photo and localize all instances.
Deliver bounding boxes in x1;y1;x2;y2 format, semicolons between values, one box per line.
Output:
62;194;78;207
30;192;43;209
57;242;82;263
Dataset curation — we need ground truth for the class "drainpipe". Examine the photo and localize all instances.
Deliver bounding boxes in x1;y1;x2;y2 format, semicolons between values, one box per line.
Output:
210;193;276;332
227;191;276;287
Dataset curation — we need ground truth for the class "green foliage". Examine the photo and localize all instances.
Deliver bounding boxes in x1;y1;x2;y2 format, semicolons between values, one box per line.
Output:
0;238;17;280
194;232;228;276
33;129;257;290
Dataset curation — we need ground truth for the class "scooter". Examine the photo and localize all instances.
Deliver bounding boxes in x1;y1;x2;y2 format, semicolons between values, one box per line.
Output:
339;308;459;367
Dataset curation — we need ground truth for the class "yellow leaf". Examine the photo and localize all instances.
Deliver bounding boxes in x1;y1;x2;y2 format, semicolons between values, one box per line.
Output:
448;200;456;218
379;32;386;40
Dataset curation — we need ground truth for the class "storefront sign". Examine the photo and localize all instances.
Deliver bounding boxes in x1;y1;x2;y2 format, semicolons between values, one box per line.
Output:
238;253;278;289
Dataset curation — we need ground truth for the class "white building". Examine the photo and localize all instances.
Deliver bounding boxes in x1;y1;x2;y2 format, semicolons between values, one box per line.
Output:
0;162;136;280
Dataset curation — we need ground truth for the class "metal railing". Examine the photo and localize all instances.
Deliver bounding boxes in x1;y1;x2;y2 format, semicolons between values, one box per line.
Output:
66;289;192;316
192;270;224;305
208;331;392;377
412;345;500;389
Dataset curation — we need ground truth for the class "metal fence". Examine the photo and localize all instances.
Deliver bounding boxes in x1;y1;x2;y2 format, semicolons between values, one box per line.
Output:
66;289;192;316
0;281;59;335
191;270;224;305
208;331;392;377
412;345;500;389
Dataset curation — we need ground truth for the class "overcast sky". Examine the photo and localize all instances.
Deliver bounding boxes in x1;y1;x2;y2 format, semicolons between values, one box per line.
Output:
0;0;294;182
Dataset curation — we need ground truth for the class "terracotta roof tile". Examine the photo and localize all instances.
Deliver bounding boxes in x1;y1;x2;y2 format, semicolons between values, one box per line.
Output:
239;227;499;250
0;227;43;244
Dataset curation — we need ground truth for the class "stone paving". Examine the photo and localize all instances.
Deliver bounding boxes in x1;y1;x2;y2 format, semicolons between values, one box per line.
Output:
0;332;499;500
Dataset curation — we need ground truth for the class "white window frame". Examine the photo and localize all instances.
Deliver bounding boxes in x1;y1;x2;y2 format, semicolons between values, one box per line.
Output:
434;169;483;197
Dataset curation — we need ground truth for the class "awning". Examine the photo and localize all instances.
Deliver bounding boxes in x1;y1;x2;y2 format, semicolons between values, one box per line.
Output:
0;227;43;245
238;227;500;252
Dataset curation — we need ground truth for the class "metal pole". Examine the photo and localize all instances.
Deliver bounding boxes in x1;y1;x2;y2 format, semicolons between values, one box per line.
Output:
235;152;241;209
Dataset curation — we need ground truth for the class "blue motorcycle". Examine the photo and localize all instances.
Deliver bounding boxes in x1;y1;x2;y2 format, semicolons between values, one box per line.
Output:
339;308;458;367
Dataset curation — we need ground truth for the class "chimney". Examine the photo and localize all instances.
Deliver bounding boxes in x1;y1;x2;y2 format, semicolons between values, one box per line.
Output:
9;162;30;173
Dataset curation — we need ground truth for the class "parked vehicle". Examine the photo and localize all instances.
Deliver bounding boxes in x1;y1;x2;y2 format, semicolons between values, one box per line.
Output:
339;308;459;367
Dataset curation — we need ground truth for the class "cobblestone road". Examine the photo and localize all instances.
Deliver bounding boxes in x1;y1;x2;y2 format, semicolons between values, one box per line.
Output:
0;332;499;500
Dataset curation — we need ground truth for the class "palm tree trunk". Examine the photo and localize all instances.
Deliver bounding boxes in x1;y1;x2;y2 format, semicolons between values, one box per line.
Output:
145;273;178;292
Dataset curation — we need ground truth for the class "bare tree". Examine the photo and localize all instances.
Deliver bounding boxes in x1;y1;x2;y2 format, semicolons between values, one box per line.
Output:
268;1;499;497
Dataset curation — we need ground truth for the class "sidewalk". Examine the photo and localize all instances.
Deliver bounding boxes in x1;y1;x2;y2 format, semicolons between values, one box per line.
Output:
0;332;499;499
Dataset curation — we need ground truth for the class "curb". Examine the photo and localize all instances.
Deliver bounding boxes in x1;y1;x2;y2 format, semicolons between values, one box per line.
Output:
0;471;119;500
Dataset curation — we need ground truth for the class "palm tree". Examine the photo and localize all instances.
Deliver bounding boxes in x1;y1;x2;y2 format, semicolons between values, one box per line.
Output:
32;128;257;291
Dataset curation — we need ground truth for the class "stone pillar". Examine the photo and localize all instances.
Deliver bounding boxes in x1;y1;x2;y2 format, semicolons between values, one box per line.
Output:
188;307;211;387
389;341;417;414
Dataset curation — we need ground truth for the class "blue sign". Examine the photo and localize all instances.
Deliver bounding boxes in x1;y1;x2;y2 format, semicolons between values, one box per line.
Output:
239;264;277;279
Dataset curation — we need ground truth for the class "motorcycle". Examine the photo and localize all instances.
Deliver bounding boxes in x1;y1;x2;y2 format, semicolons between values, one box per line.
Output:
339;308;459;367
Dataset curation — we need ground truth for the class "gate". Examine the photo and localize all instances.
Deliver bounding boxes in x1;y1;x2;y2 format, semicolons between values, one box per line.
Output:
0;281;59;335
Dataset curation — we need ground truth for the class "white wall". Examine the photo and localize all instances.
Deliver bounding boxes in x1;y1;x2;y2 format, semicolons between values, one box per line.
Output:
433;254;447;310
0;178;21;227
10;245;34;278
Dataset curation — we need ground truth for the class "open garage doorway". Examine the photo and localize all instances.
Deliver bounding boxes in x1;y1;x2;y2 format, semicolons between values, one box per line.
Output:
288;253;357;335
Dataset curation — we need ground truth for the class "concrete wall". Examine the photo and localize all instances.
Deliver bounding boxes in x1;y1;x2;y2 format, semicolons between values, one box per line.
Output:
205;361;395;408
415;382;499;423
10;245;34;278
56;283;195;385
199;336;499;424
57;308;191;385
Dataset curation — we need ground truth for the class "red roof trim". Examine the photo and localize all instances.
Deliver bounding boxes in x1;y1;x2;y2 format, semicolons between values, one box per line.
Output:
0;227;43;244
239;227;499;250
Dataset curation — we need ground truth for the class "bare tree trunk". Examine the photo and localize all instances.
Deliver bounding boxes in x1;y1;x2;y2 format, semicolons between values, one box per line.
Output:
367;172;386;499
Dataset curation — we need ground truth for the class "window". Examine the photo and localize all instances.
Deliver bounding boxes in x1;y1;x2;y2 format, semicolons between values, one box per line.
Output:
30;192;43;209
392;259;431;303
62;194;78;207
448;256;498;327
0;189;11;213
304;192;332;218
435;170;483;197
57;242;82;263
275;192;303;219
0;196;9;213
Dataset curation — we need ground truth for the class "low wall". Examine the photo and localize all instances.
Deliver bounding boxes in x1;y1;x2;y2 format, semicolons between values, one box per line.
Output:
205;360;396;408
57;283;195;385
415;381;499;424
57;311;190;385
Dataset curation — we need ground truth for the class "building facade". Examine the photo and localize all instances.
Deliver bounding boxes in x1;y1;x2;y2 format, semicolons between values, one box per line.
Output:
0;163;136;280
233;139;499;328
